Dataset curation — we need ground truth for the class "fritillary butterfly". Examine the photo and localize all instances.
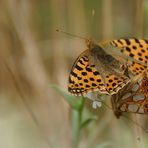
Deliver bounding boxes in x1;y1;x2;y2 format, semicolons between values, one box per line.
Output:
68;40;130;96
111;72;148;118
68;38;148;98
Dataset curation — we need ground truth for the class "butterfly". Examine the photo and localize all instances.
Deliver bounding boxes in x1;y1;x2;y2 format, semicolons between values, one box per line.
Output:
68;39;130;96
111;72;148;118
68;38;148;97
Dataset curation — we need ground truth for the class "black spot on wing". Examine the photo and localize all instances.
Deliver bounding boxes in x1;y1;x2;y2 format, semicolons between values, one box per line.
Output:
75;64;83;71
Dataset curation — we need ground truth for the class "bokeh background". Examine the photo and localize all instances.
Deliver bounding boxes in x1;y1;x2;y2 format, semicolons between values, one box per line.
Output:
0;0;148;148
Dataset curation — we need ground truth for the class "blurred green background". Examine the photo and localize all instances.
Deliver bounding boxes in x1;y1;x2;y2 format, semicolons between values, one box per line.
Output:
0;0;148;148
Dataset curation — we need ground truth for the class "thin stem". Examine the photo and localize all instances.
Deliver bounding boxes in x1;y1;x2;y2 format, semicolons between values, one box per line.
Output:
71;98;85;148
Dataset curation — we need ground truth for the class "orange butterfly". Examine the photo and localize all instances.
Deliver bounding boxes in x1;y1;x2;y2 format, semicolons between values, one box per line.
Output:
68;38;148;98
68;40;130;96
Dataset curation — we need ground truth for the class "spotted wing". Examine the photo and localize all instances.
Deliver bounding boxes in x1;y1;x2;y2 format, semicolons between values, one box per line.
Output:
128;62;147;75
114;73;148;116
118;96;148;114
102;38;148;76
68;51;107;96
105;74;129;95
110;38;148;65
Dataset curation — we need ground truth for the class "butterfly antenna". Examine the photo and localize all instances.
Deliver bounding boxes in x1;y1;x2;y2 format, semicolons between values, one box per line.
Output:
122;115;148;133
56;29;89;41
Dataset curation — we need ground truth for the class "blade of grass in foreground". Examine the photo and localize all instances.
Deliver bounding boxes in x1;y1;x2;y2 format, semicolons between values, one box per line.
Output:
51;85;97;148
50;84;84;110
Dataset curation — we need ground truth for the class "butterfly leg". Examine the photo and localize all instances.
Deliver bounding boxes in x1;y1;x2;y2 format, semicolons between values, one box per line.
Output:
111;94;122;118
120;60;131;78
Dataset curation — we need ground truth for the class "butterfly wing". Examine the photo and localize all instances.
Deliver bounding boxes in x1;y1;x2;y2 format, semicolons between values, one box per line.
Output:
111;73;148;118
68;50;107;96
118;95;148;114
128;62;147;75
110;39;148;65
101;38;148;76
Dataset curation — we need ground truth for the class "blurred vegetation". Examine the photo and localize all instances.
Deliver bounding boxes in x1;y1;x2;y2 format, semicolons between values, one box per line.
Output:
0;0;148;148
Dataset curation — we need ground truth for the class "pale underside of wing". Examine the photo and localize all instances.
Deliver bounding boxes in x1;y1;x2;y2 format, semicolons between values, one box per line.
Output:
118;97;148;114
117;73;148;114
